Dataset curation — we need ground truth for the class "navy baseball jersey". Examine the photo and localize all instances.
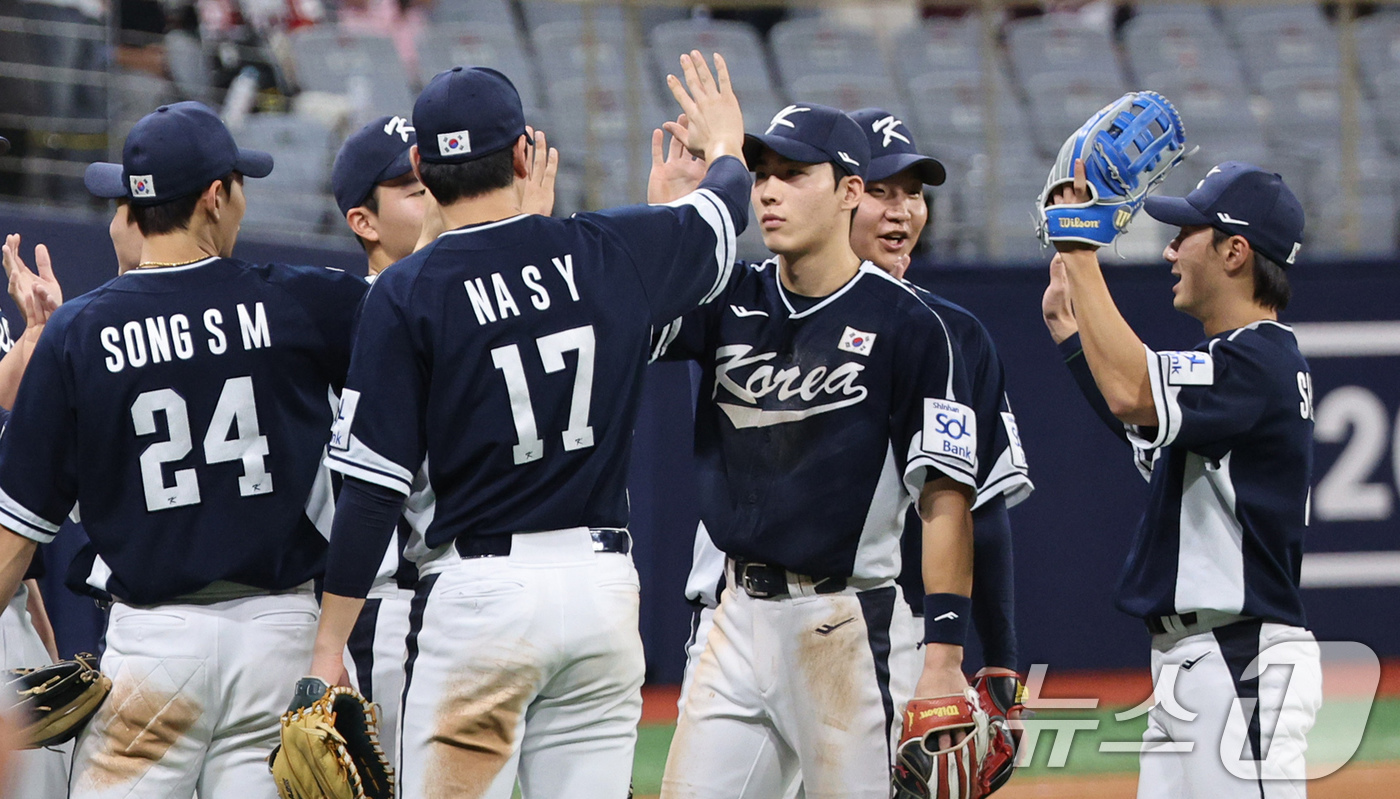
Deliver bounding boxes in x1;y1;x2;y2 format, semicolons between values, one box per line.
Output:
652;259;977;581
1074;321;1313;627
0;259;367;604
324;158;748;575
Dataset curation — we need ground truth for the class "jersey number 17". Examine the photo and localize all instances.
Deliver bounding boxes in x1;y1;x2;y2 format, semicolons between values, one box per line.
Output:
491;325;597;465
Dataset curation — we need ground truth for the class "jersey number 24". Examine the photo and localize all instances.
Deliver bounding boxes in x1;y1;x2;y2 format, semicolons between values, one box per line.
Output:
131;375;272;511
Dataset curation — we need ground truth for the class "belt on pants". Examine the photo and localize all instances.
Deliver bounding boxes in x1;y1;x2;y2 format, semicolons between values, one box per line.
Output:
1145;609;1250;636
455;529;631;559
730;558;847;600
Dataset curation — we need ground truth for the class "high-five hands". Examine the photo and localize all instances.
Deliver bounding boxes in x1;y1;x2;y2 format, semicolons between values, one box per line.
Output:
664;51;745;167
3;234;63;328
521;125;559;217
648;114;706;205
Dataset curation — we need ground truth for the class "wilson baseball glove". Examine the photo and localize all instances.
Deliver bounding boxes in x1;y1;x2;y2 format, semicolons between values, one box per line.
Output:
269;682;394;799
1037;90;1189;248
4;653;111;749
893;688;1015;799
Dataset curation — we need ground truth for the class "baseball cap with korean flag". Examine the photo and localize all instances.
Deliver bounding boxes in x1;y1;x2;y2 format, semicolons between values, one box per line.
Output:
742;103;870;181
84;101;273;205
413;66;525;164
848;108;945;186
1144;161;1305;266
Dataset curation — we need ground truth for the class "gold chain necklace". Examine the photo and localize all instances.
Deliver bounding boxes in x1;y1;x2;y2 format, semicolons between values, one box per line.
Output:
135;257;207;269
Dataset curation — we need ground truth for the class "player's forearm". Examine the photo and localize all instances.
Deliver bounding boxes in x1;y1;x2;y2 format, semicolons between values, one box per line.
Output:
310;592;365;682
321;475;406;599
1059;249;1156;425
0;326;38;409
24;579;59;662
919;478;974;597
0;528;37;618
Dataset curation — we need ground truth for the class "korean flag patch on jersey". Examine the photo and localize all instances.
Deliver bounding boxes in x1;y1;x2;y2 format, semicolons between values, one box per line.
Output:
923;398;977;470
1161;351;1214;386
838;326;876;356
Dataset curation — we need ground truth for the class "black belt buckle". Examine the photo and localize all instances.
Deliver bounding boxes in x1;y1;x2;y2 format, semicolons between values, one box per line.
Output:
736;561;786;599
591;530;631;554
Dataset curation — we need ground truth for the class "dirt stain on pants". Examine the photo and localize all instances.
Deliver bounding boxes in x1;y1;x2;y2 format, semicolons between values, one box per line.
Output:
74;679;203;792
425;663;542;799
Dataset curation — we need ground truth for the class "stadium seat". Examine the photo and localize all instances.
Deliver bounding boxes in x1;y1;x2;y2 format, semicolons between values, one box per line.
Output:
289;30;415;118
1136;70;1262;147
416;24;541;110
519;1;685;34
649;18;777;97
905;69;1035;158
1368;69;1400;150
534;21;659;100
428;0;516;27
1004;16;1126;88
1229;8;1340;86
787;74;907;121
735;85;786;136
891;16;984;84
1260;67;1381;153
545;79;665;157
1022;71;1126;156
235;114;335;192
1121;11;1245;85
1353;13;1400;90
768;18;891;84
1218;3;1328;35
1127;3;1215;23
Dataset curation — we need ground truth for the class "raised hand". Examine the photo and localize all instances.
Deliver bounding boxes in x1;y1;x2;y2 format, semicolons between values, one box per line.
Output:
521;126;559;217
3;233;64;328
647;114;706;204
1042;253;1078;344
664;51;744;166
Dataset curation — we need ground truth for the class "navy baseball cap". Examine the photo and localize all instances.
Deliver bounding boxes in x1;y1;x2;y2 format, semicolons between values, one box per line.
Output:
332;115;417;216
849;108;945;186
1144;161;1305;266
743;103;870;180
414;66;525;164
85;101;272;205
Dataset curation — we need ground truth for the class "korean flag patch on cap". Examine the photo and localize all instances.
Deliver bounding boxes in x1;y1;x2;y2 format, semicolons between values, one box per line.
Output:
437;130;472;156
839;326;876;356
129;174;156;199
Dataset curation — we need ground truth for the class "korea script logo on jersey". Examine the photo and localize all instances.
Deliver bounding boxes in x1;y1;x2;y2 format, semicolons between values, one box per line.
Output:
1162;350;1214;386
712;344;869;429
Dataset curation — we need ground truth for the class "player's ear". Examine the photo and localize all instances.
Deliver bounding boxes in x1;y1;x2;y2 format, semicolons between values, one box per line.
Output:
1223;235;1252;277
346;206;380;244
199;180;224;222
838;174;864;211
512;134;530;179
409;145;423;184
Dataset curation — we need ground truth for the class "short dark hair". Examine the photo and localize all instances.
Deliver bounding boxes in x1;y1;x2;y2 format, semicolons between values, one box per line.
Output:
130;173;236;236
417;148;515;205
1212;227;1291;312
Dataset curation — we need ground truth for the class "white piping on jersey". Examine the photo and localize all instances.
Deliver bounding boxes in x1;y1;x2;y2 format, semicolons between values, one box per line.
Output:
663;188;735;305
650;318;683;363
121;256;220;274
866;265;959;399
0;484;61;542
1227;319;1293;341
436;214;529;238
775;260;871;319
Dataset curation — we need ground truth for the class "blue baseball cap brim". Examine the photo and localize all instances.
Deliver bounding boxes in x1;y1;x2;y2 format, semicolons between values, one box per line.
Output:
868;152;946;186
1143;195;1212;228
84;162;126;199
85;147;271;201
743;133;862;177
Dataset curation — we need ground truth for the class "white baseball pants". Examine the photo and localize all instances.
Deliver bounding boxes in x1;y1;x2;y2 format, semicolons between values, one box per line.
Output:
68;592;317;799
344;587;413;773
1137;619;1322;799
397;528;645;799
663;578;920;799
1;583;71;799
